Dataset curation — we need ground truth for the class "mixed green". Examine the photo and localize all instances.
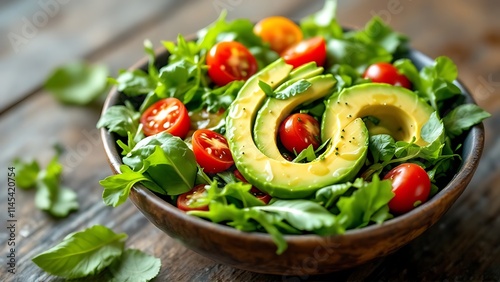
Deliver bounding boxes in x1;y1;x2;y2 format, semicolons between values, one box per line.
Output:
98;0;489;254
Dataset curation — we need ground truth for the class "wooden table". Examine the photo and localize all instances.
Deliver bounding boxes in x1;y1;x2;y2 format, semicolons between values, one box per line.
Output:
1;0;499;280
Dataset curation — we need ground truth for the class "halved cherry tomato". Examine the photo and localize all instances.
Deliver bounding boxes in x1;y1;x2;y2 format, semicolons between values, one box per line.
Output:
363;62;412;89
177;184;209;212
206;41;258;86
254;16;303;53
234;170;272;204
192;129;234;173
281;36;327;68
278;113;321;154
140;97;190;138
383;163;431;214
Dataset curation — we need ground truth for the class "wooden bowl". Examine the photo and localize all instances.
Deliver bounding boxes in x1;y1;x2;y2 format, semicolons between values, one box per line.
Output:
100;48;485;275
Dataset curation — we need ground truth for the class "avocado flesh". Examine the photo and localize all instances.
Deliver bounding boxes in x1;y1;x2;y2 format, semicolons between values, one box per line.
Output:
254;75;335;160
226;59;369;199
322;83;434;146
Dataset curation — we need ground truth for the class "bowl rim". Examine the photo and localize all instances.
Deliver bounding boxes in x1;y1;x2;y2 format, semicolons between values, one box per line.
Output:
100;46;485;245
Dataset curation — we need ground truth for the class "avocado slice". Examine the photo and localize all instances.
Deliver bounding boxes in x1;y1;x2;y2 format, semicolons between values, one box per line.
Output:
322;83;434;146
226;59;369;199
254;74;335;159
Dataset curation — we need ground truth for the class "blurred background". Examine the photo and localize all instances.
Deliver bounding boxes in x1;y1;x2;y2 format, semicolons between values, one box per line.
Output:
1;0;499;280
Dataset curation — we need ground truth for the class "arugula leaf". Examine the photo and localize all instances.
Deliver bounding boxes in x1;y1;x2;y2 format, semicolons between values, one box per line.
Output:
14;152;78;217
395;56;462;115
13;158;40;189
32;225;127;279
300;0;343;39
100;164;152;207
352;16;408;55
255;200;338;231
96;103;141;137
443;104;491;138
293;145;316;162
45;61;109;105
369;134;396;163
273;79;312;100
315;179;362;209
336;175;394;229
203;181;266;208
121;133;197;195
112;69;156;97
108;249;161;282
201;80;244;113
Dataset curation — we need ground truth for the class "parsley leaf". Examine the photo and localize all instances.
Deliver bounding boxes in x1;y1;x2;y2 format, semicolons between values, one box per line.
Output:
44;61;109;105
13;158;40;189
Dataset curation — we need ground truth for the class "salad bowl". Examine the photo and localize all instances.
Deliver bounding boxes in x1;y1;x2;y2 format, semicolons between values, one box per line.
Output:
100;45;485;275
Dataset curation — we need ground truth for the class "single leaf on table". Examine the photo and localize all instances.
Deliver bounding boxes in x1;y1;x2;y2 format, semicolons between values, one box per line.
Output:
12;158;40;189
44;61;109;105
32;225;127;279
109;249;161;282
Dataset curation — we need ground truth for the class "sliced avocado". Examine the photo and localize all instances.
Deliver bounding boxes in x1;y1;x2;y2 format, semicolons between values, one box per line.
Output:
322;83;434;146
226;59;369;199
288;61;324;80
254;74;335;159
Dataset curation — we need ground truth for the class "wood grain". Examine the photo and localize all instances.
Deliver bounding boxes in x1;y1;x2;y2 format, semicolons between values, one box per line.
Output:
0;0;499;281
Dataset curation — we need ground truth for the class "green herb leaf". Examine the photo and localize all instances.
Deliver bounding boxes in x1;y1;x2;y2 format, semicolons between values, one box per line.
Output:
44;61;108;105
100;164;151;207
96;104;141;137
353;16;408;54
258;80;274;96
114;69;156;96
255;200;338;231
293;144;317;162
273;79;312;100
300;0;343;39
443;104;491;138
32;225;127;279
108;249;161;282
122;132;197;195
336;176;394;229
369;134;396;163
34;155;79;217
13;159;40;189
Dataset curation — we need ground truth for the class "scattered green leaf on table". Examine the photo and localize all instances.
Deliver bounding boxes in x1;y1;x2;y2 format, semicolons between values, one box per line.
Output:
45;61;109;105
109;249;161;282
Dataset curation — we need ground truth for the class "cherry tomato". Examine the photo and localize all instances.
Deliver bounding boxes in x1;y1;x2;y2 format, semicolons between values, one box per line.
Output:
206;41;258;86
279;113;321;154
192;129;234;173
254;16;303;53
363;62;412;89
177;184;209;212
383;163;431;214
234;170;272;204
140;97;191;138
281;37;327;68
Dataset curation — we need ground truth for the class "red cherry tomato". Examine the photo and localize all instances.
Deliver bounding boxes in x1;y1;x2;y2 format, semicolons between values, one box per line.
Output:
192;129;234;173
281;37;327;68
383;163;431;214
254;16;303;53
206;41;258;86
278;113;321;154
177;184;209;212
234;170;272;204
140;97;191;138
363;62;412;89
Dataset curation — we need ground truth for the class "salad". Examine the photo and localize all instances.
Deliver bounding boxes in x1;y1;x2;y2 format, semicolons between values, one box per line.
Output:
98;0;489;254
